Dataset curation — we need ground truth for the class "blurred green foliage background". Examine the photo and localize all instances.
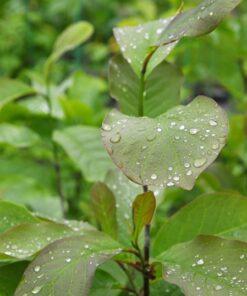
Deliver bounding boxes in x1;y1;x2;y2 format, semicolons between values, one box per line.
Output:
0;0;246;222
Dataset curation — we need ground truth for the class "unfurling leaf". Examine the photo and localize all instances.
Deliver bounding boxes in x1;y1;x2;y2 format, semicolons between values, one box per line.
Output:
109;56;183;117
101;96;228;190
153;192;247;256
0;78;35;109
157;235;247;295
15;233;122;296
91;182;118;239
132;191;156;242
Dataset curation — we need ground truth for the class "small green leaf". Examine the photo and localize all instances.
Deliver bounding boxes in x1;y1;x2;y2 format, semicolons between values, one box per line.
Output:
0;262;28;296
101;96;228;190
153;192;247;256
0;78;35;109
132;191;156;242
158;0;241;45
0;201;39;234
114;18;177;76
0;222;92;260
157;235;247;295
15;233;122;296
46;21;94;68
109;56;183;117
53;126;113;182
91;182;118;239
0;124;40;148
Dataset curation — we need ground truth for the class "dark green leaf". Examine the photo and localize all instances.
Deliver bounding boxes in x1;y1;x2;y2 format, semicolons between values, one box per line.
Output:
153;192;247;256
53;126;113;182
0;79;35;109
109;56;183;117
158;0;241;45
0;200;39;234
101;96;228;190
0;262;28;296
15;233;122;295
91;182;118;239
157;235;247;295
132;191;156;242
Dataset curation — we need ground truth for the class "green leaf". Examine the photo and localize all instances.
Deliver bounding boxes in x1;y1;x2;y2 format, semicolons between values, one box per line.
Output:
153;192;247;256
0;78;35;109
0;123;40;148
101;96;228;190
0;262;28;296
91;182;118;239
157;235;247;295
109;56;183;117
15;233;122;295
132;191;156;242
114;18;177;76
158;0;241;45
0;222;92;260
46;21;94;67
53;126;113;182
0;201;39;234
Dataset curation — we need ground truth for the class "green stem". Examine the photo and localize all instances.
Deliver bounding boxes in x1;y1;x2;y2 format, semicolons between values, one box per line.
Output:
143;185;150;296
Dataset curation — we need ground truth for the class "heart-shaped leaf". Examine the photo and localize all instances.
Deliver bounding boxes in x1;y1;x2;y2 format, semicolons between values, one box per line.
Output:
158;0;241;46
109;56;183;117
91;182;118;240
114;18;177;76
101;96;228;190
132;191;156;243
15;234;122;296
157;235;247;295
153;192;247;256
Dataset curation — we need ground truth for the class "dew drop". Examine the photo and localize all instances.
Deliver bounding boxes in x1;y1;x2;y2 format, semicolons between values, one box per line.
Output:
167;182;174;187
110;133;121;143
146;133;156;142
102;123;111;131
184;163;190;168
173;176;180;181
186;170;192;176
151;174;157;180
194;158;207;168
196;259;204;265
179;125;185;130
32;286;42;294
209;120;217;126
65;258;71;263
156;28;163;35
34;266;40;272
212;141;220;150
157;127;162;132
189;128;199;135
215;285;222;291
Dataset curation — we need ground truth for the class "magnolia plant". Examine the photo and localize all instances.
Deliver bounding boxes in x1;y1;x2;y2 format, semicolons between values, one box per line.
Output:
0;0;246;295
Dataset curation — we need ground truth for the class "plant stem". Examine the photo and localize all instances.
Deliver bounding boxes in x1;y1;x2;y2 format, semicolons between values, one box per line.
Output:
45;77;66;217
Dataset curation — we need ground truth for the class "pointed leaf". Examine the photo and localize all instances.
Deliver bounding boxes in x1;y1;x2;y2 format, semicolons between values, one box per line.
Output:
0;123;40;148
91;182;118;239
53;126;113;182
0;222;93;260
15;234;122;296
46;21;94;66
0;201;39;234
158;0;241;45
114;18;177;76
132;191;156;242
0;79;35;109
153;192;247;256
101;96;228;190
157;236;247;295
109;56;183;117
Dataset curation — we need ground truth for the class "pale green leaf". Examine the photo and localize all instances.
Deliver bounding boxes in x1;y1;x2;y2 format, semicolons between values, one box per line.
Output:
0;123;40;148
0;200;39;234
15;233;122;295
153;192;247;256
101;96;228;190
132;191;156;242
91;182;118;239
157;236;247;295
109;56;183;117
0;222;92;260
53;126;113;182
0;78;35;109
